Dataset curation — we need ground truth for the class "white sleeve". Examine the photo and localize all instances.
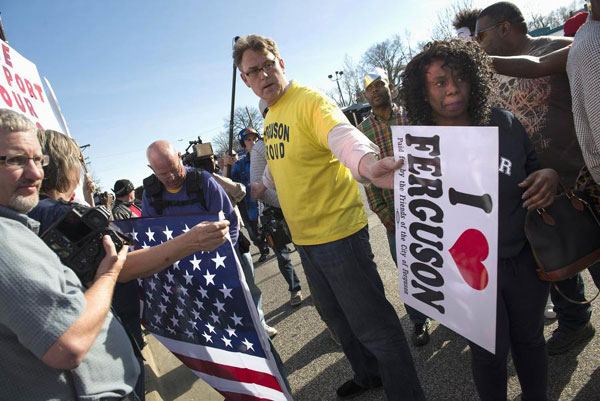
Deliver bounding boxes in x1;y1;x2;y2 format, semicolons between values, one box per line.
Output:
328;123;380;184
262;164;276;190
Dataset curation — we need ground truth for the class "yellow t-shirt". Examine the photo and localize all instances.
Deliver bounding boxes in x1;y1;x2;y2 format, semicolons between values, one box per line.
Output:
264;81;367;245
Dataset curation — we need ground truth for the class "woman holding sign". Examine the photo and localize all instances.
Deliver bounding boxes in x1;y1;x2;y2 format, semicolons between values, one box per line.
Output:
400;39;559;401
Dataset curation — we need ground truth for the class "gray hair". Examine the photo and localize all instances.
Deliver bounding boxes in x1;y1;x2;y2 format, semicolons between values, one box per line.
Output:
0;109;36;135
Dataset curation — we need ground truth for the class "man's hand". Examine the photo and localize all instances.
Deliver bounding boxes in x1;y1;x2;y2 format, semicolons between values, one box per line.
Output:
358;154;404;190
519;168;559;210
94;235;128;282
250;182;267;200
185;220;230;251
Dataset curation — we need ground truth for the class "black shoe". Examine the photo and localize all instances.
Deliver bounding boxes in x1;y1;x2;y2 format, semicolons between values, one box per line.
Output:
547;322;595;355
412;320;431;347
336;378;382;399
257;253;268;263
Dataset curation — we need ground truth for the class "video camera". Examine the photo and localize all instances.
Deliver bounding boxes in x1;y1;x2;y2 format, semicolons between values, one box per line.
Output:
181;137;216;173
41;204;132;284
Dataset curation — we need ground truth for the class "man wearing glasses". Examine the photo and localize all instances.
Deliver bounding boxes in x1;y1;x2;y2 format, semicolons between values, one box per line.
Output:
476;2;592;356
0;108;141;400
233;35;424;400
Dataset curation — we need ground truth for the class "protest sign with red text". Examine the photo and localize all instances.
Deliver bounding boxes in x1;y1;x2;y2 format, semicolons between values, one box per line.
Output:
1;39;61;131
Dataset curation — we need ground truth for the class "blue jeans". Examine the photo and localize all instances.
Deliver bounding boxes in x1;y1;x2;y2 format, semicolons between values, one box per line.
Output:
296;226;425;401
551;262;600;330
273;244;301;292
236;246;265;326
386;230;429;326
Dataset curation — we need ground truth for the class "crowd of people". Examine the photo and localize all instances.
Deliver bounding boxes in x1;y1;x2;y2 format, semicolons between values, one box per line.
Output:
0;1;598;400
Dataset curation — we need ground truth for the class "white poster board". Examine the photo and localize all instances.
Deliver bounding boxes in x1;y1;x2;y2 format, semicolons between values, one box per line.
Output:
0;39;61;131
393;126;499;353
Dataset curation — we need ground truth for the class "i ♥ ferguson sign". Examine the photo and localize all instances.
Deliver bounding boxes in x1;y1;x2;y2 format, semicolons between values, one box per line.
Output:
393;126;499;353
0;39;61;131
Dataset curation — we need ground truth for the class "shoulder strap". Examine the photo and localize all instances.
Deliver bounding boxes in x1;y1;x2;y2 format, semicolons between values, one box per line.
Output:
185;169;207;211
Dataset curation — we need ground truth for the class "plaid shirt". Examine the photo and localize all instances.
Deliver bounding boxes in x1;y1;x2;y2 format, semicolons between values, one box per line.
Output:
358;104;407;231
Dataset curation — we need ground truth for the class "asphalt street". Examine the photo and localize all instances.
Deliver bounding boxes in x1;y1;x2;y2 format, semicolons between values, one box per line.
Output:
143;189;600;400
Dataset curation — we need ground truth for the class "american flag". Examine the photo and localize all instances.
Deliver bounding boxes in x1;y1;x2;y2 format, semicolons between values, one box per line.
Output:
114;214;291;401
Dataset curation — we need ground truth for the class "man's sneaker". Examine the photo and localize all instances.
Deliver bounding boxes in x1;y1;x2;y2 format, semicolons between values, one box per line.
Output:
544;296;557;319
547;322;595;355
263;324;278;338
336;378;382;399
412;320;431;347
290;290;303;306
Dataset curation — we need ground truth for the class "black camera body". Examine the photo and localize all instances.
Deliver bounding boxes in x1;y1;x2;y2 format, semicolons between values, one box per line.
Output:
41;204;131;284
261;207;292;250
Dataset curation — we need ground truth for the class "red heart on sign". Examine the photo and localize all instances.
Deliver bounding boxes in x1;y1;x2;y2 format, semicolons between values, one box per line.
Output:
449;229;489;291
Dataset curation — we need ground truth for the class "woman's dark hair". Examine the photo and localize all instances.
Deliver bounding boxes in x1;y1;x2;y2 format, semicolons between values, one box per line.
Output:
400;39;494;126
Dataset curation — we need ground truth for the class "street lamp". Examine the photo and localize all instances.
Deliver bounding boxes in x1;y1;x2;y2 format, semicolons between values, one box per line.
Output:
328;70;346;107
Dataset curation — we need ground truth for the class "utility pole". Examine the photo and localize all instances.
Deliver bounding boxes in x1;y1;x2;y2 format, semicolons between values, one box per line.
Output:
328;70;346;107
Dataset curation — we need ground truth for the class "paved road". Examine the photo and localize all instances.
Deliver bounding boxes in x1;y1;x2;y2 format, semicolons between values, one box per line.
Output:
143;189;600;400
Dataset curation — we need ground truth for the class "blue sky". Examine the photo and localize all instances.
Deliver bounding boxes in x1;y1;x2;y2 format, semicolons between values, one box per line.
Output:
1;0;576;190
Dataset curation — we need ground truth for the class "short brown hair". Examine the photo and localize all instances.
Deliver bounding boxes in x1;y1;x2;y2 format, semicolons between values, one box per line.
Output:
233;34;281;69
37;130;82;194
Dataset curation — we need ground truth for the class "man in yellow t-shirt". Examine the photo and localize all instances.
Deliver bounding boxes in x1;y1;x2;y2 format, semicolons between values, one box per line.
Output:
233;34;424;401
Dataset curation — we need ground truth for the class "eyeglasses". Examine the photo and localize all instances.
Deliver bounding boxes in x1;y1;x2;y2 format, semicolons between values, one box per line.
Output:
475;22;503;41
243;59;277;80
0;154;49;169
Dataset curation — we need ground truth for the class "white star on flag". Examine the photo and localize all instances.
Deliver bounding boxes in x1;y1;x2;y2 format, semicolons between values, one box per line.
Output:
145;227;155;242
183;270;194;285
225;326;237;338
182;224;191;233
209;311;220;323
184;329;194;339
169;316;179;327
219;284;233;299
141;242;150;249
148;280;157;291
211;252;227;269
172;260;180;270
230;313;243;326
214;299;226;313
163;226;174;240
165;271;175;283
175;305;184;317
204;271;216;286
130;229;138;241
202;332;212;343
193;298;204;310
190;255;202;271
192;310;202;319
205;322;216;333
158;303;167;314
198;286;208;299
221;336;233;348
242;338;254;351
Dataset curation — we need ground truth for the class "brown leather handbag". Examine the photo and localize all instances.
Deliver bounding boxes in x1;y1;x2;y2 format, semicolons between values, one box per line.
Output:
525;189;600;285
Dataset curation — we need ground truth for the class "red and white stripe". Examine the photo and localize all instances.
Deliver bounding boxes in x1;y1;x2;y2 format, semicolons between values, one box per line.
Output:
154;334;290;401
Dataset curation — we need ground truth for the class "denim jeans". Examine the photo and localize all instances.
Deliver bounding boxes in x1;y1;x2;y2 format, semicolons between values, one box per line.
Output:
551;262;600;330
235;246;265;326
273;244;301;292
296;226;425;401
386;230;429;326
469;245;549;401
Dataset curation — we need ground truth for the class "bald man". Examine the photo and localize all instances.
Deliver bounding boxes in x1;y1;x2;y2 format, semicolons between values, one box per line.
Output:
142;140;238;243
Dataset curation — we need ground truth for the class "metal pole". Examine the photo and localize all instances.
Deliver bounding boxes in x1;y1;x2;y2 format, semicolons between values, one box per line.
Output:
335;76;346;107
225;36;240;178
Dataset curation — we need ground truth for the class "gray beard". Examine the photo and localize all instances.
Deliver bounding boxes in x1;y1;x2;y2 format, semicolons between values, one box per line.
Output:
9;193;39;214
